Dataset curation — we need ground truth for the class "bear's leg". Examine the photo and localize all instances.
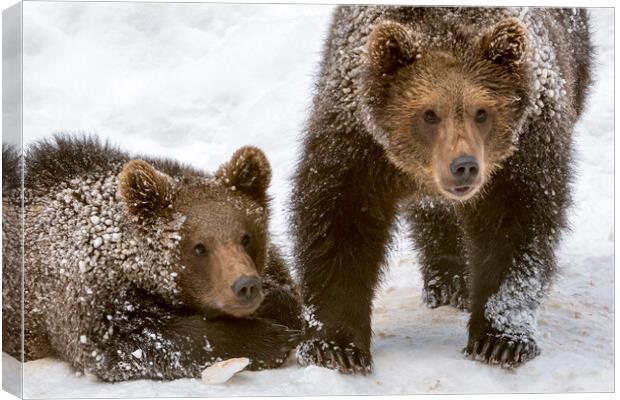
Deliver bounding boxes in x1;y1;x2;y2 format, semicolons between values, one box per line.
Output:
291;134;403;374
406;203;469;310
83;314;301;382
460;168;563;368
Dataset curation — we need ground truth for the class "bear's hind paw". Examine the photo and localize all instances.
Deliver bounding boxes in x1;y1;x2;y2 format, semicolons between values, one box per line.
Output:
423;273;469;311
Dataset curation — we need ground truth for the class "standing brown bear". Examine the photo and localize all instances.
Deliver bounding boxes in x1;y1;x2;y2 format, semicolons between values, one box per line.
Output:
3;135;301;382
292;6;592;373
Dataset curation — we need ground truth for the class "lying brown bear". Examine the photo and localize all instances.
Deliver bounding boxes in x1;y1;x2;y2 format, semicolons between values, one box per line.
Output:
2;135;302;382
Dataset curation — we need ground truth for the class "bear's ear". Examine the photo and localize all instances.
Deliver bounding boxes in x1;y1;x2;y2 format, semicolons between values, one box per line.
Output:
480;18;528;66
368;21;419;74
216;146;271;205
118;160;175;217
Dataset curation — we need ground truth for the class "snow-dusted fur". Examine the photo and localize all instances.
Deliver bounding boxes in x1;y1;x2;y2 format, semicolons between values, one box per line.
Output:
3;135;301;382
292;6;592;372
2;145;23;359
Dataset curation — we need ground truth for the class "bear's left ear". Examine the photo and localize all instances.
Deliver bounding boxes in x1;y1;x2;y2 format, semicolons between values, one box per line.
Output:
118;160;175;218
216;146;271;205
368;21;419;74
479;18;529;67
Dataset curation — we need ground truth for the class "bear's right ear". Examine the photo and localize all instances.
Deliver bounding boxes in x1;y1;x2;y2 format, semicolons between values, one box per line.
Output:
118;160;175;217
368;21;419;74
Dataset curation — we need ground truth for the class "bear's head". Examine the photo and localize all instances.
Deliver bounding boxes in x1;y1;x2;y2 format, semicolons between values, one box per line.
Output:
118;146;272;318
364;18;530;201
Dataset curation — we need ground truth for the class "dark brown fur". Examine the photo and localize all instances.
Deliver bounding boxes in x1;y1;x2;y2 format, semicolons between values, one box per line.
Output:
2;144;24;359
4;135;302;381
292;6;592;373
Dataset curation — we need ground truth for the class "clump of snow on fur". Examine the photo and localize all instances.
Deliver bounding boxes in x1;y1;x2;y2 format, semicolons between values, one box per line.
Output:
516;7;570;145
301;304;323;331
484;241;550;340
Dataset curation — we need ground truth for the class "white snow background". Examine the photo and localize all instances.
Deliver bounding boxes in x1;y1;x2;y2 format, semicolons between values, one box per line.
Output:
4;2;614;397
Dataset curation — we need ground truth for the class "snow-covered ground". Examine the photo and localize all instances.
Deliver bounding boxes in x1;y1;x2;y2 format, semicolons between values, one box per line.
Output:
4;3;614;397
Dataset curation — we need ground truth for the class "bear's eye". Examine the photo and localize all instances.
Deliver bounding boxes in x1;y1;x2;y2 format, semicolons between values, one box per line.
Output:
241;234;251;247
193;243;207;256
423;110;440;124
474;109;488;123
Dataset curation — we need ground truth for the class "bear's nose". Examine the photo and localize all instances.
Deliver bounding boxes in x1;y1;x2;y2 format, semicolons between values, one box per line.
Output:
450;155;479;183
232;276;262;302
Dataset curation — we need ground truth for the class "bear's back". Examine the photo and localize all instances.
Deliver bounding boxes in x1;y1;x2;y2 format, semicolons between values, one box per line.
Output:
25;134;204;195
25;134;127;195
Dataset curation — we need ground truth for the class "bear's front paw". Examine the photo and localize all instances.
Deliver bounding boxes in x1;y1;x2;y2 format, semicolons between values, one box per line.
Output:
244;320;302;371
296;339;372;375
463;333;540;368
423;272;469;311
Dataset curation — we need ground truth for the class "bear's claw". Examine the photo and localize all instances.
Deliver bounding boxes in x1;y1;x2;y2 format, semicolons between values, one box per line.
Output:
314;346;371;375
463;334;540;368
298;339;372;375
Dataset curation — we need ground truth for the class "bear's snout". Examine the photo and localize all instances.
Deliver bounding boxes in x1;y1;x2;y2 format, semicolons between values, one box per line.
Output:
232;275;262;303
450;155;479;183
435;154;484;201
449;155;480;196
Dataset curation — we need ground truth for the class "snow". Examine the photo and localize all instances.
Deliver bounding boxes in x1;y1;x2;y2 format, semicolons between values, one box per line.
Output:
5;3;613;396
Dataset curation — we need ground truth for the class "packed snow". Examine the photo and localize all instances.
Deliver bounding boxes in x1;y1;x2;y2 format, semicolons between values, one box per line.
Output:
3;3;613;396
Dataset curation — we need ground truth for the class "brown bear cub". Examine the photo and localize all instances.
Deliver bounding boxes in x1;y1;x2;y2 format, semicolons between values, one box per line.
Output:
292;7;592;373
2;135;302;382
